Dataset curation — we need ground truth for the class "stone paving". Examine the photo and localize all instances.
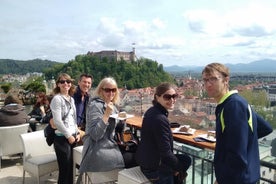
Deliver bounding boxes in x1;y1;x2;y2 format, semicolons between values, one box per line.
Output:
0;155;58;184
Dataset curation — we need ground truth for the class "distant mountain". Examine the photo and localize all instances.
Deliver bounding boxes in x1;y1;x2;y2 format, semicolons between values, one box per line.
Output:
0;59;61;74
164;59;276;73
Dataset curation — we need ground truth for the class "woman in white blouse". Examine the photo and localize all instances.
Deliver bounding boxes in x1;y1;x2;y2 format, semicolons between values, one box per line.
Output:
50;73;80;184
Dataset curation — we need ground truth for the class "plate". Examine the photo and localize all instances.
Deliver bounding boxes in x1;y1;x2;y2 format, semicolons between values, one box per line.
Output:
109;114;134;120
172;125;196;135
197;134;216;142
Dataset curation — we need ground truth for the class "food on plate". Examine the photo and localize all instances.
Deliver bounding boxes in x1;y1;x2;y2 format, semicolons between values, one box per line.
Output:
179;125;190;132
118;111;127;118
207;131;216;139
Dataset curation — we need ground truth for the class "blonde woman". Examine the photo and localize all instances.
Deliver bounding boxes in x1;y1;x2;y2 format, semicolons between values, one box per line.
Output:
50;73;80;184
79;77;136;173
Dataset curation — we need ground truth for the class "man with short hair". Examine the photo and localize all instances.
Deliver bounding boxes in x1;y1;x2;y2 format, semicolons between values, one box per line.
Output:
202;63;272;184
73;74;93;139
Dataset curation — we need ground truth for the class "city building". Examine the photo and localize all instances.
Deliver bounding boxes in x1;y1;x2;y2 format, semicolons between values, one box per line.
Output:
87;49;136;62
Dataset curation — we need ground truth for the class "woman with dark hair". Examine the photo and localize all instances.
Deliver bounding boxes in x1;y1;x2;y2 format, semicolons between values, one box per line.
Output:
50;73;80;184
28;92;50;131
136;82;191;184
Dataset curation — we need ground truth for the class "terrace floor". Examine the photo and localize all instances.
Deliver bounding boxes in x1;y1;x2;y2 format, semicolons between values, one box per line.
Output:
0;155;58;184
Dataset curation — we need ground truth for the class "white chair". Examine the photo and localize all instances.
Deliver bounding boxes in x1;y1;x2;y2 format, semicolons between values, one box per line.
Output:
118;166;150;184
73;145;83;183
20;130;58;184
86;169;121;183
73;145;121;184
0;123;29;169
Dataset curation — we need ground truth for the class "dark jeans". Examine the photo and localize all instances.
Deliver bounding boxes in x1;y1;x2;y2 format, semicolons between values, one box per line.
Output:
122;151;138;168
141;154;191;184
142;169;174;184
54;136;75;184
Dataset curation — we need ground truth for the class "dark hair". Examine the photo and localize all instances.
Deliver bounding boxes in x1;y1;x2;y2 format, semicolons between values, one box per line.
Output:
33;92;48;108
152;82;175;105
4;95;22;105
53;73;75;96
79;74;93;82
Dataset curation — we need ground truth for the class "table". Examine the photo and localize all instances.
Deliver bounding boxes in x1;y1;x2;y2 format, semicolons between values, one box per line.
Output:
126;116;215;150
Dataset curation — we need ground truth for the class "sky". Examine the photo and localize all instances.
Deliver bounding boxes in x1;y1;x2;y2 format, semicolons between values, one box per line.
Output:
1;0;276;67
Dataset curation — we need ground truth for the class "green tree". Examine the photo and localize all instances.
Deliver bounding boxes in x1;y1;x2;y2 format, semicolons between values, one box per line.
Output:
44;55;175;89
1;83;12;93
21;77;46;93
239;89;269;107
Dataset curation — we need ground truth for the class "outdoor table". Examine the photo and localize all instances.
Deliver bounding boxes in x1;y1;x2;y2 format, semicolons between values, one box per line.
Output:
126;116;215;150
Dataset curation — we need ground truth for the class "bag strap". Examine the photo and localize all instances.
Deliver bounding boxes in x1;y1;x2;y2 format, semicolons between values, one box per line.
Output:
61;96;72;121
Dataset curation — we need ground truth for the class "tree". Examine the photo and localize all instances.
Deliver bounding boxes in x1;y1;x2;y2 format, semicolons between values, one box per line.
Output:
21;77;46;94
43;55;175;89
239;89;269;107
1;83;12;93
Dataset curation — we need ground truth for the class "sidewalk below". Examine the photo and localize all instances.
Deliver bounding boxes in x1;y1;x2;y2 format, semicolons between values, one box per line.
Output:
0;155;58;184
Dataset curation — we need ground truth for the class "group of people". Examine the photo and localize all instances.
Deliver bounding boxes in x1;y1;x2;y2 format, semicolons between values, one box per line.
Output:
47;72;191;184
0;62;273;184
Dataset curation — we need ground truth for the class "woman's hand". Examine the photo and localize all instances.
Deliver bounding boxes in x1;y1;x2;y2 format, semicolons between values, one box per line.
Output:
103;102;114;123
67;135;76;144
39;105;46;117
214;180;218;184
76;134;81;142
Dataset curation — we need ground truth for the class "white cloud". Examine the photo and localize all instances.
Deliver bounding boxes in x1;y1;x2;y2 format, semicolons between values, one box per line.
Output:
1;0;276;66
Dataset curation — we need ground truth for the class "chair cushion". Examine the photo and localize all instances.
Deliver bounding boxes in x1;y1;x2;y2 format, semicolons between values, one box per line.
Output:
26;153;56;165
24;153;58;176
118;166;150;184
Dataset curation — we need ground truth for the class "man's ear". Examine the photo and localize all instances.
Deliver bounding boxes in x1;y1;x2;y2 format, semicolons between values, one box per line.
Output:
224;76;230;84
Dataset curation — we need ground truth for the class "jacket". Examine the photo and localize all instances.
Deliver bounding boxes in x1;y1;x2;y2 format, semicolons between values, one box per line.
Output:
73;86;90;128
0;104;29;126
50;94;78;138
79;97;124;172
214;90;271;184
135;103;185;174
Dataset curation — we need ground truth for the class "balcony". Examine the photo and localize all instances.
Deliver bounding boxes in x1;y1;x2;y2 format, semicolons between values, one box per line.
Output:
173;141;276;184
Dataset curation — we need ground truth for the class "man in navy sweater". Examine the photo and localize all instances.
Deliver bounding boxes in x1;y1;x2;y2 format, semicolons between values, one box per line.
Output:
73;74;93;139
202;63;272;184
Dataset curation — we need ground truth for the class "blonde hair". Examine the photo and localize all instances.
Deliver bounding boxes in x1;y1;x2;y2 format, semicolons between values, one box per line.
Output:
95;77;120;104
202;62;230;77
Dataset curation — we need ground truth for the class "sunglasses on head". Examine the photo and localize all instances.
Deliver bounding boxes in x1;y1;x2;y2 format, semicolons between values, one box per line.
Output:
102;88;117;93
162;94;178;101
59;80;72;84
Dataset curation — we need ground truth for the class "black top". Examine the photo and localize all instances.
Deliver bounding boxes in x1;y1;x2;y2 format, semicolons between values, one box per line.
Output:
135;103;184;174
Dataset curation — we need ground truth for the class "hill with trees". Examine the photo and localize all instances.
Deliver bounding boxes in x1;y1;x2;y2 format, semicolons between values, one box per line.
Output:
43;55;175;89
0;59;61;74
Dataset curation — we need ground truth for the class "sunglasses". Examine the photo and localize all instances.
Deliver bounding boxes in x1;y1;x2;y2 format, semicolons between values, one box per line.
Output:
59;80;72;84
162;94;178;101
102;88;117;93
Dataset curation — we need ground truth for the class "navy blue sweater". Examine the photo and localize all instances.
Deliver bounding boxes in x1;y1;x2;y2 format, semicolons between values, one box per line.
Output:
215;91;260;184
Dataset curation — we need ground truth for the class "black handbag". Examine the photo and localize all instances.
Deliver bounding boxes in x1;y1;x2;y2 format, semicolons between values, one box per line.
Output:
114;120;139;153
115;129;139;153
44;124;55;146
43;105;71;146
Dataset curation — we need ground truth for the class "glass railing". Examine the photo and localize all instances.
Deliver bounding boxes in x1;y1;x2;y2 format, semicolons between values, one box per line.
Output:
173;142;276;184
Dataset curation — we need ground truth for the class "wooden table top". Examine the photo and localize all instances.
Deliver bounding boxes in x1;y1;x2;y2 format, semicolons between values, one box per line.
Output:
126;116;215;150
